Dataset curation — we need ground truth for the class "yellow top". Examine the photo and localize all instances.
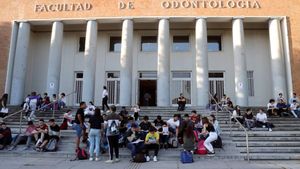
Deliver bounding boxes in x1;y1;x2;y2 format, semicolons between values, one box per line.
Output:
145;132;160;144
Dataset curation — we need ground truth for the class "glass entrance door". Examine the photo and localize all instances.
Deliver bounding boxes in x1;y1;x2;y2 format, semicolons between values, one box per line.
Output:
209;72;225;101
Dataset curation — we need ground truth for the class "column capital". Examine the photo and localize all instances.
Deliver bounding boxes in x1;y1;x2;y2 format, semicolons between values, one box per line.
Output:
122;17;134;21
268;17;284;22
195;17;207;20
232;17;245;21
158;17;170;21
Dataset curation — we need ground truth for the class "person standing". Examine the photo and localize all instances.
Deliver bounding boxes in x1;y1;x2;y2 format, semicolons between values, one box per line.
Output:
104;105;121;163
102;86;109;112
73;102;87;150
89;108;104;161
28;92;39;121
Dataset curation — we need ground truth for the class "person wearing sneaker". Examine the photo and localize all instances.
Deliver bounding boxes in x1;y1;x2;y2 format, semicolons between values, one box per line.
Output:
104;105;121;163
203;122;218;156
88;108;104;161
8;121;36;151
72;102;87;150
256;109;274;132
144;126;159;162
33;119;49;151
126;123;144;159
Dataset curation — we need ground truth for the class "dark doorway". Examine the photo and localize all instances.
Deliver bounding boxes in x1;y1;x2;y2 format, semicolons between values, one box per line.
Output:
139;80;157;106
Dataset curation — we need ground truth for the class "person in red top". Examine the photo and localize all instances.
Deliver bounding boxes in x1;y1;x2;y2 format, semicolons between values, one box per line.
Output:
9;121;36;151
190;110;198;123
0;122;12;149
33;119;48;150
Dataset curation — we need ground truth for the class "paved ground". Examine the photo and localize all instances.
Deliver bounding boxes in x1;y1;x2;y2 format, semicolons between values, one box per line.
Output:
0;156;299;169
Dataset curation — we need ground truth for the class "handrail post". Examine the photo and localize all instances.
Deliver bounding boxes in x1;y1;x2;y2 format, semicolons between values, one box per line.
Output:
246;131;250;162
52;101;56;119
229;109;232;136
19;111;22;134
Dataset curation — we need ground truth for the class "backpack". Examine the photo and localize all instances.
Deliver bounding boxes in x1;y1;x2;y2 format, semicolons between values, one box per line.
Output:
46;138;58;152
108;120;120;135
194;131;207;155
168;137;178;148
180;151;193;164
76;148;88;160
212;136;223;148
133;153;146;163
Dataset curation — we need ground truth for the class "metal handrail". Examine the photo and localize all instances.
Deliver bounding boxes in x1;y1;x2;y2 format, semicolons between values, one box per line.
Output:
208;92;250;162
3;91;76;133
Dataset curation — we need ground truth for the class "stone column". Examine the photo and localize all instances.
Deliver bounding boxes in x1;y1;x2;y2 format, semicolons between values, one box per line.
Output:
10;22;31;105
82;20;98;102
195;18;209;107
269;18;287;98
5;22;19;99
46;21;64;96
120;19;133;106
232;18;249;106
157;19;170;106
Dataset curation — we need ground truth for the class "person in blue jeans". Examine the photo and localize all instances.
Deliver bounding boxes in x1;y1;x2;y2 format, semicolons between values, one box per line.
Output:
126;123;144;160
88;108;104;161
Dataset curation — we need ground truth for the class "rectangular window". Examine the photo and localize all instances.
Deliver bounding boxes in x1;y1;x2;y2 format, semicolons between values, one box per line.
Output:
139;71;157;79
79;37;86;52
74;72;83;105
247;71;255;97
173;36;190;52
109;37;121;52
106;72;120;105
208;36;222;52
141;36;157;52
171;71;192;105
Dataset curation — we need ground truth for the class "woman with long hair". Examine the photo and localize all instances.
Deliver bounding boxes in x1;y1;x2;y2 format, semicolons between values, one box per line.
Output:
88;108;104;161
183;121;195;152
0;93;8;118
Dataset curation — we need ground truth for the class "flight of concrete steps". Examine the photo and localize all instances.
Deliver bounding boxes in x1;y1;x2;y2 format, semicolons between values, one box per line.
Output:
1;106;300;160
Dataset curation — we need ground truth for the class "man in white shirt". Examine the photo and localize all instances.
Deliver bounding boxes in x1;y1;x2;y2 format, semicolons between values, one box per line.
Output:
289;93;299;105
276;93;286;104
167;114;180;136
102;86;109;112
290;100;300;118
256;109;273;132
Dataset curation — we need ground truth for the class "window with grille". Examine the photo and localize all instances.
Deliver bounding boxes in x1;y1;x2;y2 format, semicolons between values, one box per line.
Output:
79;37;86;52
106;72;120;105
247;71;255;97
171;71;192;104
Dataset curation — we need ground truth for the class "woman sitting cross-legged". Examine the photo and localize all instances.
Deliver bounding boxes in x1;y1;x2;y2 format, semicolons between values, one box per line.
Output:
144;126;160;162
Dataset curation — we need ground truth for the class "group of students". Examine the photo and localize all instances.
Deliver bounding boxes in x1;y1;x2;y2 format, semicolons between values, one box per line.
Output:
0;118;61;151
22;92;67;121
232;106;274;131
267;93;300;118
72;102;222;163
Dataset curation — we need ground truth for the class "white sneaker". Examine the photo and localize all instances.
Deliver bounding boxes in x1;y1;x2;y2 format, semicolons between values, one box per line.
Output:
89;158;94;161
105;160;114;163
269;128;272;132
153;156;158;162
146;156;150;162
114;158;120;162
95;157;100;161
